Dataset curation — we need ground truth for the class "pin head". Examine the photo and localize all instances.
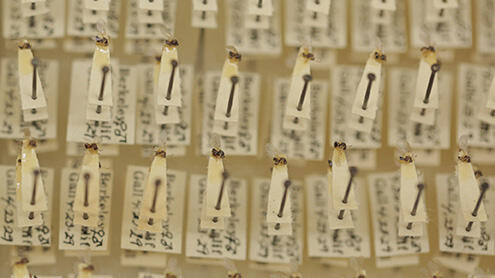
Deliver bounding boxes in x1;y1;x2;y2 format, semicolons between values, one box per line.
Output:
480;182;489;192
222;171;229;180
33;169;40;177
284;180;291;189
171;59;178;67
155;179;162;187
474;170;483;178
367;73;376;81
327;160;333;168
431;63;441;72
154;55;162;63
230;75;239;84
31;58;39;68
417;183;425;191
102;65;110;74
349;166;358;176
303;74;312;82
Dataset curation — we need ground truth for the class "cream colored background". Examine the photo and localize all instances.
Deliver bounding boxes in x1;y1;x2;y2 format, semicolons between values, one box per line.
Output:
0;0;494;277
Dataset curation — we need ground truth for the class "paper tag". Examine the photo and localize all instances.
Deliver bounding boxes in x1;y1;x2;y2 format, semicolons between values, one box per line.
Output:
244;15;270;30
388;67;452;149
20;141;48;212
399;160;427;223
330;66;383;148
192;0;217;11
409;0;472;49
457;159;487;222
84;0;110;10
121;166;185;253
306;175;370;258
17;47;47;110
351;0;407;53
67;60;136;144
270;78;327;160
191;10;217;29
201;72;259;156
67;0;121;37
368;172;430;257
477;0;495;54
433;0;459;9
59;168;113;251
351;56;382;120
2;0;65;39
205;155;230;217
21;2;49;17
331;147;358;210
433;253;480;274
306;0;331;14
185;174;247;260
247;0;273;16
249;178;303;264
0;166;53;246
125;0;177;39
285;0;346;49
303;11;328;28
225;0;282;55
436;173;495;255
139;0;164;10
136;64;193;146
458;64;495;147
157;46;181;107
266;161;292;225
371;0;396;10
413;60;440;109
120;250;167;268
0;58;58;139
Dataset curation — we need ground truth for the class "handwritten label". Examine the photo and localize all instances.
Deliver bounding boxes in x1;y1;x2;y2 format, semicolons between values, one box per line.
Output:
435;173;495;255
270;78;327;160
409;0;472;49
352;0;407;53
67;60;136;144
225;0;282;55
285;0;346;49
0;58;58;139
368;172;430;257
67;0;121;37
306;175;371;258
58;168;113;251
330;66;383;148
185;174;247;260
125;0;177;39
388;67;452;149
477;0;495;54
249;178;303;264
201;72;260;156
0;166;53;246
457;64;495;147
2;0;65;39
136;64;193;146
121;166;185;253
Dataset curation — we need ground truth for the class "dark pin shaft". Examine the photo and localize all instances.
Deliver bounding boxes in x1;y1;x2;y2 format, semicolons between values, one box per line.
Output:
338;167;358;220
361;73;376;110
30;170;40;206
215;172;229;210
82;173;91;220
466;182;489;230
166;60;178;100
410;183;425;216
98;66;110;101
31;58;38;100
423;63;440;104
277;180;291;218
296;74;312;111
150;179;161;213
225;76;239;118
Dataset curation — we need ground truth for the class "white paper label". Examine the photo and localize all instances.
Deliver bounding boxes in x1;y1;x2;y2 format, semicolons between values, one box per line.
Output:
58;168;113;251
368;172;430;257
457;64;495;147
191;10;217;29
67;0;121;37
285;0;346;49
136;64;193;146
2;0;65;39
306;175;371;258
225;0;282;55
0;167;53;246
249;178;303;264
352;0;407;53
388;67;452;149
125;0;177;39
436;173;495;255
185;175;247;260
0;58;58;139
409;0;472;49
270;78;327;160
67;60;136;144
201;72;260;156
477;0;495;54
121;166;185;253
330;66;383;148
